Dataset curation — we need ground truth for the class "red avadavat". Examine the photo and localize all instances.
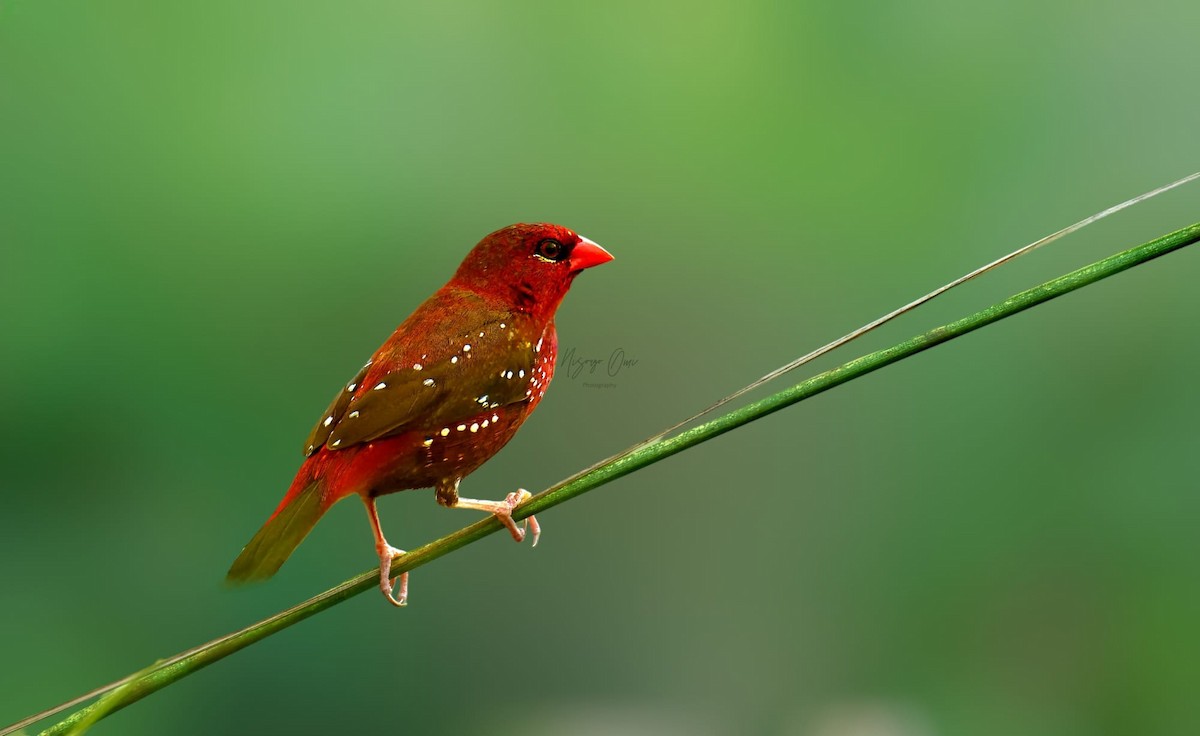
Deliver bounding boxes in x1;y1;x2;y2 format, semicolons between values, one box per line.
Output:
227;224;613;605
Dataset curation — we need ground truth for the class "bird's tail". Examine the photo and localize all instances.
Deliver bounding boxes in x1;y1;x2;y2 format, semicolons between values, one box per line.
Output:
226;474;330;584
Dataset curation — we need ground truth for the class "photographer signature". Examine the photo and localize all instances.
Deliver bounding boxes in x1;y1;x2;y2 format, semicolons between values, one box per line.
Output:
560;347;638;380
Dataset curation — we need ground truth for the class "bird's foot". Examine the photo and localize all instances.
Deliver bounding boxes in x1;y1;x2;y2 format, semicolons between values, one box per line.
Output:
503;489;541;547
451;488;541;546
376;543;408;607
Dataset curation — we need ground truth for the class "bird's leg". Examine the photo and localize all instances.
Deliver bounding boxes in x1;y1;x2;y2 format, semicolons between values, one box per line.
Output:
362;496;408;607
435;479;541;547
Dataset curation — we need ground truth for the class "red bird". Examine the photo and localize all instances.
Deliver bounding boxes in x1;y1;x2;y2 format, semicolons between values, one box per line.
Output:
227;224;613;605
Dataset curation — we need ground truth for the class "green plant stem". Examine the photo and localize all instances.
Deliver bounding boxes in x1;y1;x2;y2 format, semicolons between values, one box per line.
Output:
25;221;1200;736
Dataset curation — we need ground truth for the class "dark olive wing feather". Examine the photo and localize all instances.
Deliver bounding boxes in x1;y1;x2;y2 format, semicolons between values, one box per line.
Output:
305;316;540;455
323;369;443;449
303;361;371;457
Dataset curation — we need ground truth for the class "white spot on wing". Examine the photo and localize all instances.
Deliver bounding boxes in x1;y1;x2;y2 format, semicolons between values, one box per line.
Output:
374;382;387;390
323;416;333;427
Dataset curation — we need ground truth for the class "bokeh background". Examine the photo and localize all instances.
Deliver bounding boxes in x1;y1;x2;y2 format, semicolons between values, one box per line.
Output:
2;2;1199;735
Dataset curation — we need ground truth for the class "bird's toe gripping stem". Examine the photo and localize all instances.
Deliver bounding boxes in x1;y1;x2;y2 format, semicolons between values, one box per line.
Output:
376;543;408;607
503;489;541;547
445;487;540;546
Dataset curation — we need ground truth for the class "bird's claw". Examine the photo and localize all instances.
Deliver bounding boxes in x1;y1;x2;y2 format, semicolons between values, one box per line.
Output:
376;544;408;607
500;489;541;547
443;485;542;547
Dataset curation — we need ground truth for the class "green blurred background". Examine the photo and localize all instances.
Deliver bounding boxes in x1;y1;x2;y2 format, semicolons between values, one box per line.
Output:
2;1;1198;734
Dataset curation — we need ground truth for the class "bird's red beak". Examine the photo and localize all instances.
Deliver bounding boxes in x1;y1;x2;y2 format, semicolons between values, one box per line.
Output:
569;236;614;271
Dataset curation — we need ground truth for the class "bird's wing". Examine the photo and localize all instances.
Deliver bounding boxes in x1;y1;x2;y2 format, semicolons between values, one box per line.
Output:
302;319;540;456
303;360;371;456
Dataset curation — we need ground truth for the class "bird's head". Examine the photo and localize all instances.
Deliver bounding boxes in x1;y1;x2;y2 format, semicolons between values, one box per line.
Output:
451;223;614;319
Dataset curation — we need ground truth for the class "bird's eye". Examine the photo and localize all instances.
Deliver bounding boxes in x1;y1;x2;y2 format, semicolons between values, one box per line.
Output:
535;238;567;262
